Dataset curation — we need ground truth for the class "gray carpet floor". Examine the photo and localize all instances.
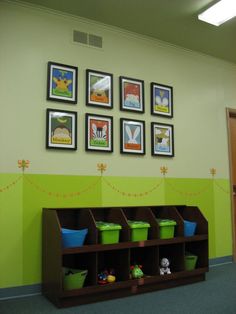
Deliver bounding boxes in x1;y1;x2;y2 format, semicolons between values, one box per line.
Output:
1;263;236;314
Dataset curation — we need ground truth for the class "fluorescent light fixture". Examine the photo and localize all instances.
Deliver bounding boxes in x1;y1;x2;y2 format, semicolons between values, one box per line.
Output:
198;0;236;26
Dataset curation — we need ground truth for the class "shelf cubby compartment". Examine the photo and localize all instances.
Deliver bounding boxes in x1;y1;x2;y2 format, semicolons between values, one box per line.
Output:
97;249;130;282
185;240;209;270
175;205;208;236
56;208;97;245
149;206;184;238
159;243;185;273
121;206;158;240
62;252;97;287
90;207;129;243
130;246;159;277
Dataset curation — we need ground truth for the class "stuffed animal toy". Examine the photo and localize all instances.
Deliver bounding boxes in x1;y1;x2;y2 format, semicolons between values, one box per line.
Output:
160;258;171;275
130;264;144;279
98;270;109;285
98;269;116;284
107;268;116;283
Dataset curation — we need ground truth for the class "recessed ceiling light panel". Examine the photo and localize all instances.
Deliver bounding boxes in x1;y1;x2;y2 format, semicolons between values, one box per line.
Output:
198;0;236;26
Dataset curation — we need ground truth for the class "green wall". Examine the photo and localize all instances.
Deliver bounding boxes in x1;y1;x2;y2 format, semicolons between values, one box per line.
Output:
0;173;232;288
0;1;235;289
0;174;23;287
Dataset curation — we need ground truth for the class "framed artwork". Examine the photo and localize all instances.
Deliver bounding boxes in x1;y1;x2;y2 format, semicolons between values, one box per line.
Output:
120;76;144;113
86;69;113;108
47;62;78;104
85;113;113;152
151;82;173;117
151;122;174;157
46;109;77;150
120;118;145;155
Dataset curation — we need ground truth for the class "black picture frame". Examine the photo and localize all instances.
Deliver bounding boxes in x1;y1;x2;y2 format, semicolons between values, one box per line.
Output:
47;62;78;104
85;113;113;152
151;82;173;118
86;69;113;109
120;118;145;155
151;122;174;157
120;76;144;113
46;108;77;150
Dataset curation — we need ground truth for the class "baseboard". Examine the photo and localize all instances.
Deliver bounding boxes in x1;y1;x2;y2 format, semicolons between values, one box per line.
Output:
0;256;234;300
0;284;41;300
209;255;233;266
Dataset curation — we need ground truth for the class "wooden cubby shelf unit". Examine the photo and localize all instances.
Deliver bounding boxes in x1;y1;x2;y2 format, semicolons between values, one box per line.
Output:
42;205;208;308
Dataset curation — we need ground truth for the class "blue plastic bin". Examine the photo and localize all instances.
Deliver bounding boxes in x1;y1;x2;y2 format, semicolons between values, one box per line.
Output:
62;228;88;248
184;220;197;237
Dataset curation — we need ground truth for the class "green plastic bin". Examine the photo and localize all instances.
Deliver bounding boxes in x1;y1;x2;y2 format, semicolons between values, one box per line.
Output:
63;268;88;290
96;221;122;244
184;253;198;270
128;220;150;241
157;219;177;239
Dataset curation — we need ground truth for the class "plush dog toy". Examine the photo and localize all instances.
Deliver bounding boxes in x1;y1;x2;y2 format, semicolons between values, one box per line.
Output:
160;258;171;275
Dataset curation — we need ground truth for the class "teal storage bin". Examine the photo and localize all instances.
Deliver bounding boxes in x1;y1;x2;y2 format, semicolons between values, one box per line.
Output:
184;220;197;237
157;219;176;239
96;221;122;244
61;228;88;248
63;268;88;290
128;220;150;241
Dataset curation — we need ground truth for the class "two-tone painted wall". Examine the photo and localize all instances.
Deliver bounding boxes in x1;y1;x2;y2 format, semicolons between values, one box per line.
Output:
0;1;236;289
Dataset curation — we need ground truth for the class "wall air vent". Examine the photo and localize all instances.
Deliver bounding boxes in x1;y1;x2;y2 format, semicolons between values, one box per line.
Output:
73;30;103;49
73;30;88;45
89;34;103;48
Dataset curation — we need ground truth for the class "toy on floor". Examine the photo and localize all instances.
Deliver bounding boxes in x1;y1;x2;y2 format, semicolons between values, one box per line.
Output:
98;269;116;284
160;258;171;275
130;264;144;279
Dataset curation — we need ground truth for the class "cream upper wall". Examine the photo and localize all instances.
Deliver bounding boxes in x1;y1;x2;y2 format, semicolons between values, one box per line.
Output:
1;1;236;178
